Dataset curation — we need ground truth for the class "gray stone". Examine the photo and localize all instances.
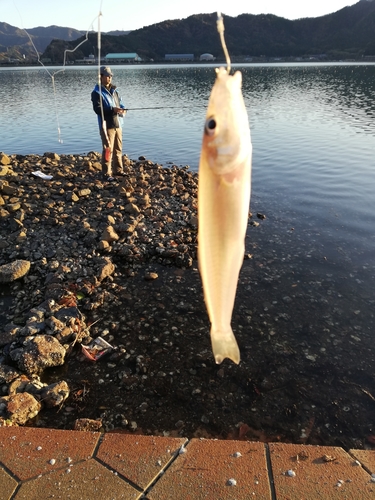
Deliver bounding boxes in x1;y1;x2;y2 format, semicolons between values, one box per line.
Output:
124;203;140;215
44;152;60;161
0;260;31;283
10;334;66;375
66;191;79;202
97;258;115;281
1;392;41;424
39;380;70;408
0;324;21;347
0;364;21;384
74;418;103;432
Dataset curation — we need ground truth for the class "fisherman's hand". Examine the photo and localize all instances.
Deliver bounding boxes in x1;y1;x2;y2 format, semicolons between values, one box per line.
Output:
114;107;125;114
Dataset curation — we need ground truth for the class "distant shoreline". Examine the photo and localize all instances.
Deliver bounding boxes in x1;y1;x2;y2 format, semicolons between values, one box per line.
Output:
2;57;375;69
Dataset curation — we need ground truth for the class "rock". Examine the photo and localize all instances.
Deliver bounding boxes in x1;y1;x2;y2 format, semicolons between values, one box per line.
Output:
45;283;66;301
10;335;66;375
124;203;140;215
19;319;46;336
98;240;110;250
1;184;18;196
8;374;45;395
45;316;65;334
78;188;91;197
1;392;41;424
0;151;200;424
97;258;115;281
0;324;21;347
0;364;21;384
39;381;70;408
0;260;31;283
0;208;9;218
44;152;60;161
101;226;119;243
0;152;11;165
6;203;21;213
137;193;150;207
74;418;103;432
55;325;75;343
66;191;79;202
189;215;198;227
144;272;158;281
54;307;82;322
11;217;24;231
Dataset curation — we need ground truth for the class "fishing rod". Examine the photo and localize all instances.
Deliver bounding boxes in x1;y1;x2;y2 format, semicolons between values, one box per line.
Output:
125;105;206;111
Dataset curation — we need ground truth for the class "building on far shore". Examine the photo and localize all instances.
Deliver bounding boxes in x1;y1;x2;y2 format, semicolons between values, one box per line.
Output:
104;52;142;62
199;53;215;61
165;54;194;61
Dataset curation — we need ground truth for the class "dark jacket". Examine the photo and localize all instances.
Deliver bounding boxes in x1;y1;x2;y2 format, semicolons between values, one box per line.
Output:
91;84;125;129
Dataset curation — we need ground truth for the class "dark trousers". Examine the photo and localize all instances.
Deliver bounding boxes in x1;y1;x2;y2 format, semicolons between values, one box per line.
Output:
100;127;124;176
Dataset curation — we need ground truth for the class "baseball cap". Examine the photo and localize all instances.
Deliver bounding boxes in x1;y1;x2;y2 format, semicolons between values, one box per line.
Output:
100;66;113;76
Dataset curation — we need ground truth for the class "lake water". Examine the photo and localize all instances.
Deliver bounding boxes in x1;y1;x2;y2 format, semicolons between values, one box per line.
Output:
1;62;375;266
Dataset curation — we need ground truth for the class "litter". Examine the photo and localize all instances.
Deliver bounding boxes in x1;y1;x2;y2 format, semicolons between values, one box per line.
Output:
32;171;53;180
81;336;116;361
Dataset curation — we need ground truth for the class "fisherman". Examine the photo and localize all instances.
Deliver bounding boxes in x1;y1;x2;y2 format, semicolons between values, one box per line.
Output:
91;66;127;182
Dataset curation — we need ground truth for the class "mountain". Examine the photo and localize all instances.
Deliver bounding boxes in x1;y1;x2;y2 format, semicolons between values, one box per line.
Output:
3;1;375;63
41;1;375;62
0;22;85;62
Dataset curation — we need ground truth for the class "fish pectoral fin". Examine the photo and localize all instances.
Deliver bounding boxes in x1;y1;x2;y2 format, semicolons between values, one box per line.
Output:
211;327;240;365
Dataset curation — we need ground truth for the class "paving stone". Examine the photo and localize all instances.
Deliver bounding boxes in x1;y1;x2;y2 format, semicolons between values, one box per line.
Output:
0;465;18;499
350;449;375;474
15;458;140;499
97;433;187;490
149;439;271;499
0;427;99;480
3;425;375;499
269;443;375;499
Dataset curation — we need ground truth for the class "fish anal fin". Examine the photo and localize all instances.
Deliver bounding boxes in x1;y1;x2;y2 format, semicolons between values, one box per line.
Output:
211;327;240;365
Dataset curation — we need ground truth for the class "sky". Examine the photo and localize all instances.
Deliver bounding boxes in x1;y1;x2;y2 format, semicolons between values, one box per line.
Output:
1;0;360;32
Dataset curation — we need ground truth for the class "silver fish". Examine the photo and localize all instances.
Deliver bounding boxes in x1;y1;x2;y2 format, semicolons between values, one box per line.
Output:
198;67;252;364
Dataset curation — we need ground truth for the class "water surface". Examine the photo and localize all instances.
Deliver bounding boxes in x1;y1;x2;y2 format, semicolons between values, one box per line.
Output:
1;62;374;326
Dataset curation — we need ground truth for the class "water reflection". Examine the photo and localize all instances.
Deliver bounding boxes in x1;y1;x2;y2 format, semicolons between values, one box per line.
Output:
1;63;375;261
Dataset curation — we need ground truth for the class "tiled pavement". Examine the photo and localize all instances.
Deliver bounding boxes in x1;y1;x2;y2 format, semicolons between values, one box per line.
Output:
1;427;375;499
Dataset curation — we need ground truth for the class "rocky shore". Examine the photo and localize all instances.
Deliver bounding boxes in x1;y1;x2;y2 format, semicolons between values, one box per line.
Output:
1;150;373;451
0;151;200;427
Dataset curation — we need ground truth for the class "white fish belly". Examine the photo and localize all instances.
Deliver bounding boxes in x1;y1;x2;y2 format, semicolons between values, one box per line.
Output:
198;152;251;363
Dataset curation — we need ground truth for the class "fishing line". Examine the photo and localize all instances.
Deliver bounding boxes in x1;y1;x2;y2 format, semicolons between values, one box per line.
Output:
96;2;110;150
12;0;102;144
217;12;231;74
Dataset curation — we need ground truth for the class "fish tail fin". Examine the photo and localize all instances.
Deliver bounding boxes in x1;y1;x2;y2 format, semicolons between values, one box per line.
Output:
211;327;240;365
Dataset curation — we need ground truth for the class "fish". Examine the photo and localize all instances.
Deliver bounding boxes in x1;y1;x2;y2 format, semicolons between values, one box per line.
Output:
198;66;252;364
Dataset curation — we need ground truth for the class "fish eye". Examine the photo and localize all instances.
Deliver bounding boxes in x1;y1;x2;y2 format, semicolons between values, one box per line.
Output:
205;117;216;136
